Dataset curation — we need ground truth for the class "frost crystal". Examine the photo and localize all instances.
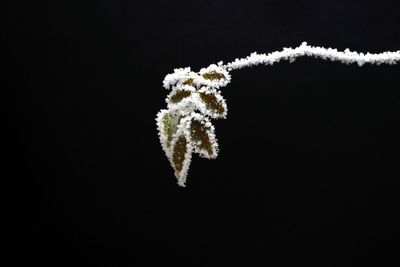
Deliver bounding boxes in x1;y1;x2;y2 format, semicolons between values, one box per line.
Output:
157;42;400;186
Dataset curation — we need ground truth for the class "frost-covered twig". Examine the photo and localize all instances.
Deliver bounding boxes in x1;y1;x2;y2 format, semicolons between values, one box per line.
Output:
224;42;400;70
156;42;400;187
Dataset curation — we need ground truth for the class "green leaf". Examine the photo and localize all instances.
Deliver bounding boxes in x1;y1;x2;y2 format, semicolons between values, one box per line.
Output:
162;112;180;147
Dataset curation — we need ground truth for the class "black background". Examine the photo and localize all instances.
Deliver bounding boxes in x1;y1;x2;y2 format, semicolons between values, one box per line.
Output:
5;0;400;266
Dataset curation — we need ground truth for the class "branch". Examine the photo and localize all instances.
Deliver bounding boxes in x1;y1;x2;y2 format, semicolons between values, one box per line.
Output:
224;42;400;70
157;42;400;187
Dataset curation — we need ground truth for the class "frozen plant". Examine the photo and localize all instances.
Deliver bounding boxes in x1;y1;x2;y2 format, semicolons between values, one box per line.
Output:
156;42;400;187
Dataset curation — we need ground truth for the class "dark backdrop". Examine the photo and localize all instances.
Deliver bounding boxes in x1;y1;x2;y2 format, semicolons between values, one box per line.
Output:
5;0;400;266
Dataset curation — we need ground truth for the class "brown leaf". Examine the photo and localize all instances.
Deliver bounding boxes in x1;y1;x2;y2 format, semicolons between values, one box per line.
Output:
190;117;217;158
169;90;192;104
172;135;188;173
182;78;194;86
202;71;225;80
199;90;226;117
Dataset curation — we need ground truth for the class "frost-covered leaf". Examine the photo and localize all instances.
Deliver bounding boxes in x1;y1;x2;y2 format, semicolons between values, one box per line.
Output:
172;135;188;173
170;125;193;187
166;85;196;107
189;114;218;159
162;112;180;147
198;64;231;89
182;78;194;86
162;67;192;89
199;92;224;113
202;71;226;80
169;90;191;104
197;87;227;119
156;110;181;161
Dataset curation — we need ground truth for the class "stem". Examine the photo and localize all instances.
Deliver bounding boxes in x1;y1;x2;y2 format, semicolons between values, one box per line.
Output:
223;42;400;71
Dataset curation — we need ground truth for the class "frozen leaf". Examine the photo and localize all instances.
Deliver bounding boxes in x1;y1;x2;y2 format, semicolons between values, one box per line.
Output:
162;67;191;89
202;71;225;80
190;116;218;158
156;110;180;151
183;78;194;86
170;90;191;104
198;87;227;118
198;64;231;88
170;128;193;187
172;135;187;172
166;85;196;109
